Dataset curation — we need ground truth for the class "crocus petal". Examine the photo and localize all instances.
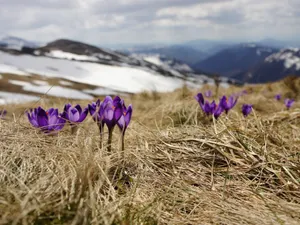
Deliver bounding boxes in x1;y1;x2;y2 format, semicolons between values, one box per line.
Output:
54;116;66;130
64;103;72;113
27;110;39;127
47;108;56;116
195;93;204;105
37;108;48;128
74;104;82;115
124;105;133;126
113;96;122;106
213;105;224;119
78;107;88;122
204;102;212;115
69;108;80;122
114;102;123;122
118;115;125;131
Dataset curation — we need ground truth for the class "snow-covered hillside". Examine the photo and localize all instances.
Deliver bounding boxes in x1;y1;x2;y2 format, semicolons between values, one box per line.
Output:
132;53;193;73
0;36;41;51
0;37;239;104
0;51;200;93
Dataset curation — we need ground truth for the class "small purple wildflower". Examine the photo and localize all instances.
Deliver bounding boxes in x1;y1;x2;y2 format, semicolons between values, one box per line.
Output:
204;90;212;98
275;94;281;101
284;99;294;110
62;103;88;124
242;104;252;117
220;95;238;114
61;103;88;134
0;110;7;119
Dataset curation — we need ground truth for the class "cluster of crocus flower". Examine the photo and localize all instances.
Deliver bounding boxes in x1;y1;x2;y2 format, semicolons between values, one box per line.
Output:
26;95;132;153
88;96;132;153
195;93;238;119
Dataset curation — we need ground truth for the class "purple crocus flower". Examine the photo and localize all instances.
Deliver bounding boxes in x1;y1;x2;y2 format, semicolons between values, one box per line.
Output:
102;96;122;132
62;103;88;124
116;99;133;152
27;107;65;133
284;99;294;110
117;102;133;134
220;95;238;114
242;104;252;117
275;94;281;101
205;90;212;98
61;103;88;134
88;99;101;122
0;110;7;119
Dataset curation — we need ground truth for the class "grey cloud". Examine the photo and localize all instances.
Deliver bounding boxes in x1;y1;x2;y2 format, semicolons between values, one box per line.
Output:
0;0;299;45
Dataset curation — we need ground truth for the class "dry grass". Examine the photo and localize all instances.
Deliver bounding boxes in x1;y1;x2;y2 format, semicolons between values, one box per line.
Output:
0;78;300;225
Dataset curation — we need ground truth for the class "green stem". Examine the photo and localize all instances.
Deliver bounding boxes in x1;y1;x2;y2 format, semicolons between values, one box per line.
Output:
107;127;114;152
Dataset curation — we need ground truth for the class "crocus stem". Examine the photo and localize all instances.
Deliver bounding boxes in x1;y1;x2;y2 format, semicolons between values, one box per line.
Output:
107;127;114;152
71;125;78;134
98;123;104;149
121;133;125;158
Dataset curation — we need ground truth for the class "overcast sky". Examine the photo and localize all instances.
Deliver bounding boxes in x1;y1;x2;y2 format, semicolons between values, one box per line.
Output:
1;0;299;46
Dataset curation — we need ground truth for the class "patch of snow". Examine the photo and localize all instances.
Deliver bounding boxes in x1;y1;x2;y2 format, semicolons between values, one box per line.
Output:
23;84;94;100
265;49;300;70
284;57;300;70
33;80;49;86
83;87;118;96
0;63;29;76
0;51;205;93
94;53;112;60
34;50;41;55
59;80;73;86
45;50;99;62
0;91;40;105
143;55;164;66
8;80;31;86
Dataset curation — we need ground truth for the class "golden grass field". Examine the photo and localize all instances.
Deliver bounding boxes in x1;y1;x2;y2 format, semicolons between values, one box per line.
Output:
0;76;300;225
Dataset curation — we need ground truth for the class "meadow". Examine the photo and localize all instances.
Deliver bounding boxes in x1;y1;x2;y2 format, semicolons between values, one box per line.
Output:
0;76;299;225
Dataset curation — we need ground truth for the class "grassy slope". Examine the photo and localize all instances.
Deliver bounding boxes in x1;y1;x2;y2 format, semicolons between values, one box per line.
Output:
0;77;300;225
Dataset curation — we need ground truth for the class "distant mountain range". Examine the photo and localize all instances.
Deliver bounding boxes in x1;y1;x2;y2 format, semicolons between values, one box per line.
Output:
122;45;207;66
233;48;300;83
193;43;279;76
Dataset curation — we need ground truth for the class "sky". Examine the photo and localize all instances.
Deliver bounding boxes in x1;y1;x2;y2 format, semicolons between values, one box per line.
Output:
0;0;300;47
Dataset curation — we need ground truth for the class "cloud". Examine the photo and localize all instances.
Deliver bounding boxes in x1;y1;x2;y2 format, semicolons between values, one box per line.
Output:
0;0;299;46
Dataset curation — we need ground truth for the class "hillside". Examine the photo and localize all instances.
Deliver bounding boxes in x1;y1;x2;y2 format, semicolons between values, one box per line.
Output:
0;77;299;224
125;45;207;65
234;48;300;83
0;38;242;104
193;44;278;77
